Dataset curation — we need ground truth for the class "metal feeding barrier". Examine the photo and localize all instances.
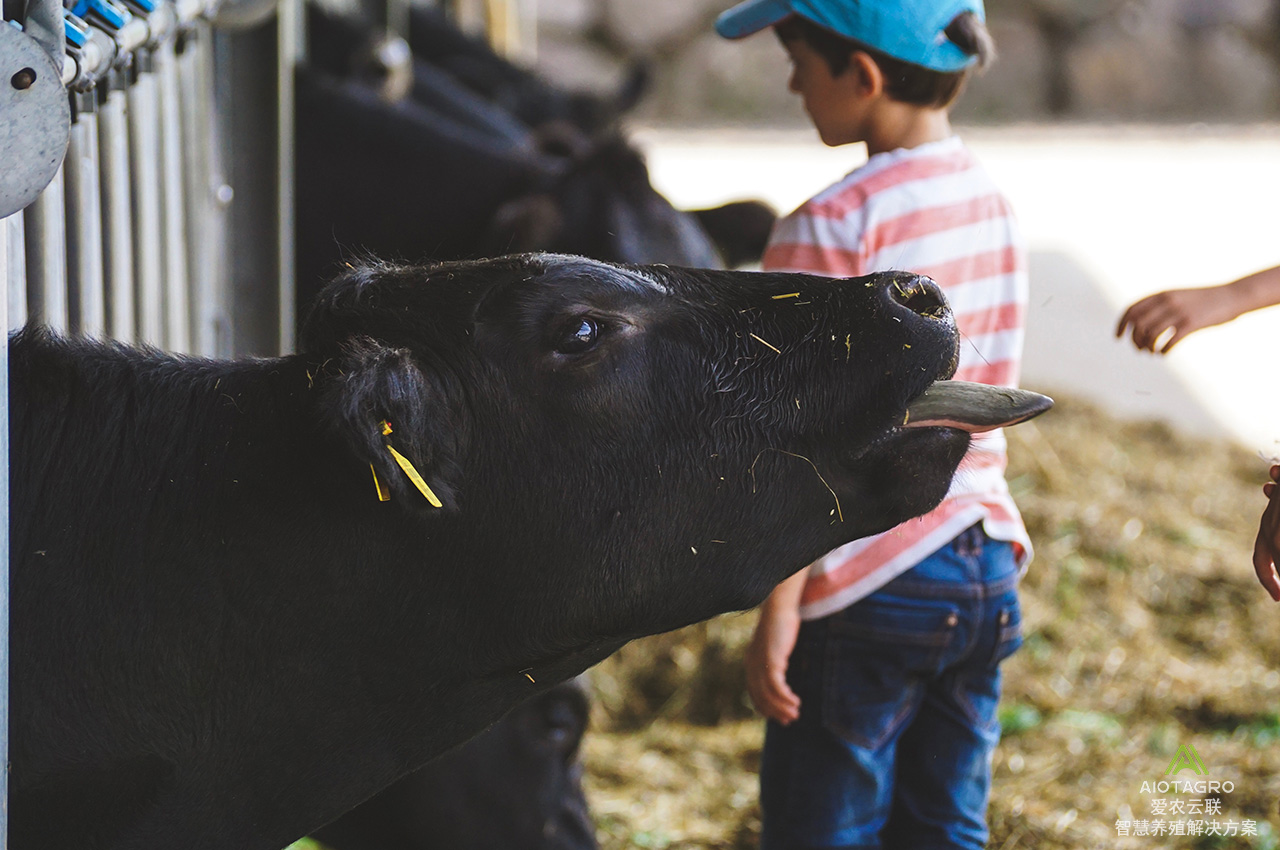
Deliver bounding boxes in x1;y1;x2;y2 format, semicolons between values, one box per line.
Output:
2;0;535;347
3;0;240;354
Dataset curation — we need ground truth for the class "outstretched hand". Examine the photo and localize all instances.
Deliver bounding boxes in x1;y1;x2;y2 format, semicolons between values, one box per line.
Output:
1115;286;1247;354
1251;464;1280;601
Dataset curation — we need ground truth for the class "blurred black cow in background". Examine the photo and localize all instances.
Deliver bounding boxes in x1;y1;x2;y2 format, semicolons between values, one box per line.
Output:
296;3;776;320
295;7;774;848
313;680;594;850
307;3;649;135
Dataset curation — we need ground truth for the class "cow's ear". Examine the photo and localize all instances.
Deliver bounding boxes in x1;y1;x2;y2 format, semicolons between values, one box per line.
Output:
485;193;563;254
301;263;402;356
319;336;464;512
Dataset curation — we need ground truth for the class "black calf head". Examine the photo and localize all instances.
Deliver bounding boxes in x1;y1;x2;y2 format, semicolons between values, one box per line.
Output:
302;254;976;647
314;679;596;850
691;199;780;268
487;135;721;268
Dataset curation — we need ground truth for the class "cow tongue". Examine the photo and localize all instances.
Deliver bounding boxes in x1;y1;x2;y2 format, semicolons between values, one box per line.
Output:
902;381;1053;433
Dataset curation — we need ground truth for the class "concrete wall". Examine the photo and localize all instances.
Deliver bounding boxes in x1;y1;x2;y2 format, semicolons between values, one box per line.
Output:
529;0;1280;125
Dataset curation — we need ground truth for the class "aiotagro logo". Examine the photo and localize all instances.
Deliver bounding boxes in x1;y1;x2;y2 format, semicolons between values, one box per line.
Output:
1164;743;1208;777
1113;742;1261;840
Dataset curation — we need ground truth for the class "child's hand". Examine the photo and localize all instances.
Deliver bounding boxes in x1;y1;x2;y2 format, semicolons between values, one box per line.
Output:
745;602;803;725
1115;286;1247;354
1252;464;1280;601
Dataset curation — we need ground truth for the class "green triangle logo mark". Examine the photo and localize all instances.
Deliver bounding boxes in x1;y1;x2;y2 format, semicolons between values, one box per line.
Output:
1165;743;1207;776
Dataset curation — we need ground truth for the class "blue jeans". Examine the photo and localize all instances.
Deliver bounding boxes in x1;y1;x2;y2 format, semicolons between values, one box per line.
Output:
760;524;1023;850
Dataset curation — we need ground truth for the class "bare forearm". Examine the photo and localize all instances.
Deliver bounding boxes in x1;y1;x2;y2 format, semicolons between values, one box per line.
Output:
1117;263;1280;353
1222;264;1280;317
762;566;810;616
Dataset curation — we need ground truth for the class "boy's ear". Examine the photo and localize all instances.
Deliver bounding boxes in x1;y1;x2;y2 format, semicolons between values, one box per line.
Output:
849;50;883;97
319;336;466;511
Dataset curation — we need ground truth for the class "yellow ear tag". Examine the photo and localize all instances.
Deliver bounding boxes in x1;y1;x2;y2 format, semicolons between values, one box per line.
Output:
386;445;443;508
381;420;394;436
370;464;391;502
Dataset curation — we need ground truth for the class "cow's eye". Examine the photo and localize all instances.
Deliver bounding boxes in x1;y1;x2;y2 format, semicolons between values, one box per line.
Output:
555;317;600;354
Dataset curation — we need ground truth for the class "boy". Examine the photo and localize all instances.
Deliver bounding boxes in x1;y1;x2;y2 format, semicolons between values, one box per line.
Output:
715;2;1032;848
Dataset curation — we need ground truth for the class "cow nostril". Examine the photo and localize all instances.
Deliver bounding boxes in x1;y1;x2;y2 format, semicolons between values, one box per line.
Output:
890;275;948;320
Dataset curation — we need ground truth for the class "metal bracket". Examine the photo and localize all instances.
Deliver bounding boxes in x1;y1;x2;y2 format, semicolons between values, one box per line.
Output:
0;23;71;218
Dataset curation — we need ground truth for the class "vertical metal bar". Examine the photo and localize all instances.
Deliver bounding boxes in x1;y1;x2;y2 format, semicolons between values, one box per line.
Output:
277;0;300;354
485;0;510;57
176;29;206;353
217;24;279;357
451;0;486;37
100;72;136;343
180;24;230;357
156;39;190;353
0;138;10;850
516;0;536;63
385;0;409;42
64;92;108;337
6;214;27;329
485;0;531;59
128;50;165;347
22;166;69;331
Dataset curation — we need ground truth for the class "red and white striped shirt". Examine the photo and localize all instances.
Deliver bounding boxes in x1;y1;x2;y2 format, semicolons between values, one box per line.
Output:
764;136;1033;620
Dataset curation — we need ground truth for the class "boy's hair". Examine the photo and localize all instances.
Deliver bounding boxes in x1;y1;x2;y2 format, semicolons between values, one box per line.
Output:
775;12;994;108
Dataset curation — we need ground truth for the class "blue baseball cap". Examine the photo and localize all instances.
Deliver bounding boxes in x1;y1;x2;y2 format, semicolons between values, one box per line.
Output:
715;0;985;73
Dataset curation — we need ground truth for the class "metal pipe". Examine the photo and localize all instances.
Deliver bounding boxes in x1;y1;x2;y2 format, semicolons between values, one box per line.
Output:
385;0;409;43
22;166;69;331
277;0;301;354
4;214;27;330
177;29;207;354
128;49;165;347
0;135;10;850
64;91;107;337
450;0;486;38
24;0;66;63
156;39;190;353
99;71;136;343
68;22;119;91
178;24;230;357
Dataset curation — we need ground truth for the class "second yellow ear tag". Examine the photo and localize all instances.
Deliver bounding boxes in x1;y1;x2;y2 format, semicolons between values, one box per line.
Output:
386;445;444;508
371;464;391;502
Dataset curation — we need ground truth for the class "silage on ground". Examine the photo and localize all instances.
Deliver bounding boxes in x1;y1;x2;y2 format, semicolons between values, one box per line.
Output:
583;394;1280;850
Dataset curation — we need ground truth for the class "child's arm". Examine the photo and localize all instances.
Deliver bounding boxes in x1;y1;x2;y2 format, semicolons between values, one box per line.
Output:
1116;264;1280;354
1253;465;1280;602
744;567;808;725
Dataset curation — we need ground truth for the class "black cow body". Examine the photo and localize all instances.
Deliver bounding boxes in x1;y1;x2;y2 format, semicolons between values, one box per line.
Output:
313;680;595;850
296;4;756;315
294;67;720;316
305;3;646;137
403;4;648;136
11;254;1041;850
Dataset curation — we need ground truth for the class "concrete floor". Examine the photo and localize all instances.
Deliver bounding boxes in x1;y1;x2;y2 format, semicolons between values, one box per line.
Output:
637;124;1280;456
